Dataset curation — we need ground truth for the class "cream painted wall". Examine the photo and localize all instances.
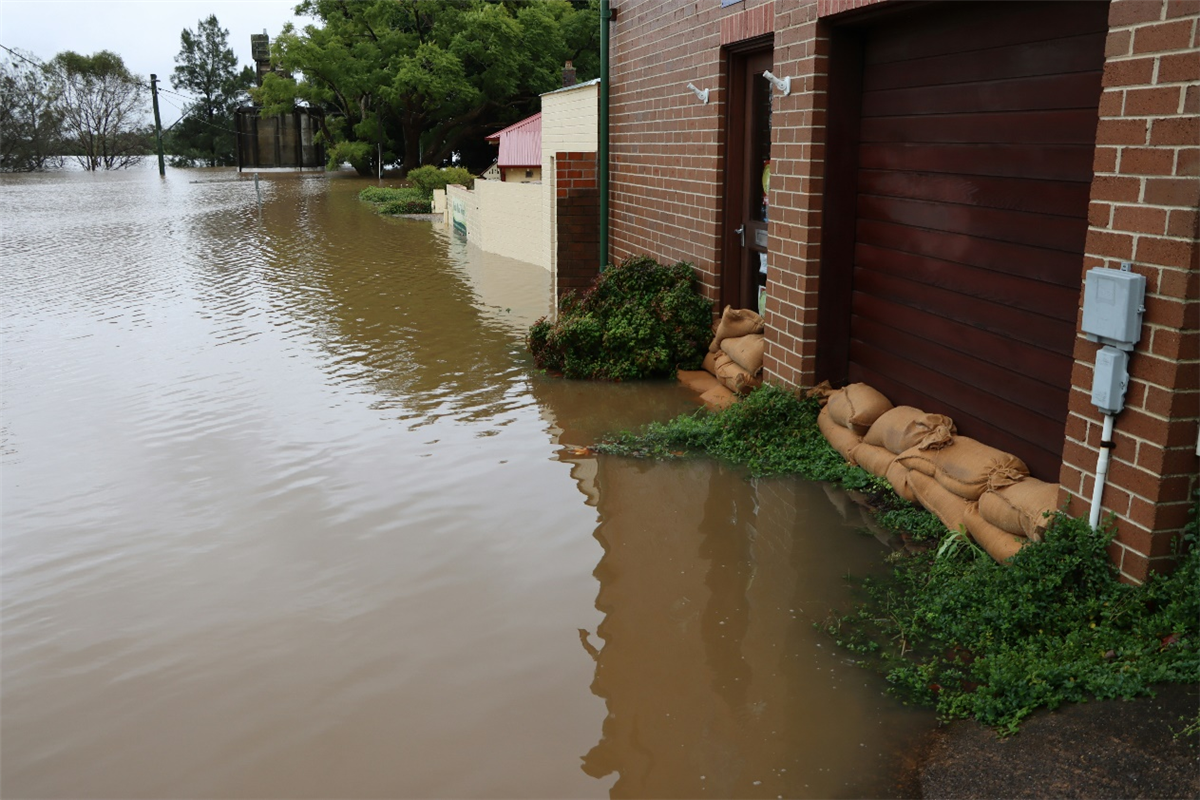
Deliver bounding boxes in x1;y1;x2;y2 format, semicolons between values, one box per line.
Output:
476;180;544;267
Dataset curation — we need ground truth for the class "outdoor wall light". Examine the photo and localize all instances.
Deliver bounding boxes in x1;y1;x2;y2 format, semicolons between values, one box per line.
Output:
762;70;791;97
686;82;710;104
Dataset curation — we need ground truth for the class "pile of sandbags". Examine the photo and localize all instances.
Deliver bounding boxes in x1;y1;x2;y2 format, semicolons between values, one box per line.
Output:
814;382;1061;564
703;306;765;395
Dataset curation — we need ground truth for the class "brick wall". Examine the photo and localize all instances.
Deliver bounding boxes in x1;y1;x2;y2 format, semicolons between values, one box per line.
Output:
556;152;601;299
1059;0;1199;582
608;0;1198;580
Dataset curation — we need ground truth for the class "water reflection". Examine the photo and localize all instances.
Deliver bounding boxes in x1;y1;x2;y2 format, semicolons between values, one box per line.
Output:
1;166;929;799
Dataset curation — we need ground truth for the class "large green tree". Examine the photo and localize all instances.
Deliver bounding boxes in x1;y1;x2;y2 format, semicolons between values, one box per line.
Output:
0;50;64;172
257;0;599;176
169;15;255;167
50;50;150;170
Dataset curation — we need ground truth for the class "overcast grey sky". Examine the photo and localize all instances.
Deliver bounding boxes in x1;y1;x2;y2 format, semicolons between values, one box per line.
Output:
1;1;304;121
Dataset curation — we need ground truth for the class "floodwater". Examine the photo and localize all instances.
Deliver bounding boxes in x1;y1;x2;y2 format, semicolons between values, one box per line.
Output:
1;165;933;798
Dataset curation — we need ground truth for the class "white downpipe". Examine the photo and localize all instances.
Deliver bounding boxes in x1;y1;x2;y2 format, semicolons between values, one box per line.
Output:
1088;414;1116;529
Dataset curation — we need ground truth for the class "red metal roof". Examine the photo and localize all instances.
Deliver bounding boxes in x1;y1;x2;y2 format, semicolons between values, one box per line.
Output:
486;112;541;168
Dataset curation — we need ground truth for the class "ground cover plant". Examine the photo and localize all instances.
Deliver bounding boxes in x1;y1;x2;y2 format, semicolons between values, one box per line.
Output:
596;385;1200;734
526;255;712;381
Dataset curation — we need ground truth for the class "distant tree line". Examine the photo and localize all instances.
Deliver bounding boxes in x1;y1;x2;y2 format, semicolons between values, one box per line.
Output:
0;47;151;171
256;0;600;176
1;15;252;172
2;1;600;175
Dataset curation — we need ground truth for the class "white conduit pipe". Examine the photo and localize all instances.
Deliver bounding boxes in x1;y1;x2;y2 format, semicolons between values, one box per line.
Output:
1088;414;1116;530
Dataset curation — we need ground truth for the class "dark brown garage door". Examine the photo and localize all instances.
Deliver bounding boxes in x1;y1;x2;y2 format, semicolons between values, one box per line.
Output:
840;1;1107;480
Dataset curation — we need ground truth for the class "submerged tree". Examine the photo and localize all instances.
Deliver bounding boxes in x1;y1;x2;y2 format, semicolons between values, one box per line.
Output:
169;15;255;167
257;0;599;176
50;50;149;170
0;50;64;172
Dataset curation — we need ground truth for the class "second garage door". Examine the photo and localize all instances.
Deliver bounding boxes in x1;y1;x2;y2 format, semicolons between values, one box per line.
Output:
842;0;1108;480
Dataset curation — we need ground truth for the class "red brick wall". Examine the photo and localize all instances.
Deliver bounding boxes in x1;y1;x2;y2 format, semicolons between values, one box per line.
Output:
1059;0;1200;583
608;0;1198;580
556;152;601;299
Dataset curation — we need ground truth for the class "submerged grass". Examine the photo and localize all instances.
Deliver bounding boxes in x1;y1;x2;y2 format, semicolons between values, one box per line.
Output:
597;384;1200;734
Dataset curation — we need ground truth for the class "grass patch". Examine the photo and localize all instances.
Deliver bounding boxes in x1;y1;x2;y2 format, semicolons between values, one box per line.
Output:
597;384;1200;734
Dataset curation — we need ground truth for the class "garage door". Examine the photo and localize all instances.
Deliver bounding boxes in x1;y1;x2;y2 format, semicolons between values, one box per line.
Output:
846;1;1108;480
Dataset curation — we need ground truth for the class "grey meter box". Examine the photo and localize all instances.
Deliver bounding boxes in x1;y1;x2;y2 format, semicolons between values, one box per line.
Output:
1081;266;1146;351
1091;347;1129;415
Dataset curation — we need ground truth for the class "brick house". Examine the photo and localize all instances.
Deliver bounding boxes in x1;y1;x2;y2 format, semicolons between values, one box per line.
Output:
605;0;1198;582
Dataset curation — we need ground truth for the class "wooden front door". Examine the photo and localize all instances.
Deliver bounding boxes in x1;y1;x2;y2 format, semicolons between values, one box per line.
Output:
723;47;774;313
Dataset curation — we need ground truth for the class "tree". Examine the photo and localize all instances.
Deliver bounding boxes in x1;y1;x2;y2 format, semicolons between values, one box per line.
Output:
50;50;149;170
0;50;64;172
169;15;255;167
258;0;599;176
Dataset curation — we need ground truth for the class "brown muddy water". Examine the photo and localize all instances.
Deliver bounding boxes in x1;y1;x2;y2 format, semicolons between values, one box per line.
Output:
1;165;933;798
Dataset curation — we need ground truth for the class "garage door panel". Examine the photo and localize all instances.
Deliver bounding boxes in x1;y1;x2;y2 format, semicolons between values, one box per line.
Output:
852;293;1074;388
856;195;1089;253
864;33;1108;92
865;1;1109;66
850;316;1071;420
858;143;1097;182
856;220;1084;286
857;170;1093;217
860;109;1103;146
852;271;1077;351
861;72;1107;118
854;243;1082;319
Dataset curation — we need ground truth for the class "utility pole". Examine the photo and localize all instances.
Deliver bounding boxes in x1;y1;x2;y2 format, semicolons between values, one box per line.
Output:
150;73;165;177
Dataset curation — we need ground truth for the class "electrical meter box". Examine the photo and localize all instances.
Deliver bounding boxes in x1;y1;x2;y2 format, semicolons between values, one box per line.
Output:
1081;266;1146;351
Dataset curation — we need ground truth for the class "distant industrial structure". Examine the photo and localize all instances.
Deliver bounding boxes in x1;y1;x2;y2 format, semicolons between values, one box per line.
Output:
235;32;325;172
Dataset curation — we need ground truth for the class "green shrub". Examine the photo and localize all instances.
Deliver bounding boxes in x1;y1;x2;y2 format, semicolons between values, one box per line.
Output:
527;255;713;380
358;186;431;214
407;165;474;194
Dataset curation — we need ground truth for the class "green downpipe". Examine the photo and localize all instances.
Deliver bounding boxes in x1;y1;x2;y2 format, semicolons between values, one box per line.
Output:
599;0;612;273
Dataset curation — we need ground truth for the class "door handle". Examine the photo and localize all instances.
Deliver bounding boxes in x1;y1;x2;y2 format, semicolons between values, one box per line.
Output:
734;225;745;247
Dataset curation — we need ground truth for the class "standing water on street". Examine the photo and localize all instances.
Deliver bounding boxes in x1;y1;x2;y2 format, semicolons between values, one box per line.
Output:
2;165;932;798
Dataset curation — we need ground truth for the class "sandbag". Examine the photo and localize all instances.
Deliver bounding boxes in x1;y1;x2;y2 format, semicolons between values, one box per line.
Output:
908;471;969;534
720;333;765;374
964;502;1030;562
886;459;917;503
863;406;956;454
708;306;765;352
897;436;1029;501
825;383;893;436
978;478;1060;542
700;384;737;410
817;405;862;463
712;352;756;395
850;441;895;480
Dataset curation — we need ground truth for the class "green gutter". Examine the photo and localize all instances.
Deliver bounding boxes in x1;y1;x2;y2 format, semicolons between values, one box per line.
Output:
599;0;612;272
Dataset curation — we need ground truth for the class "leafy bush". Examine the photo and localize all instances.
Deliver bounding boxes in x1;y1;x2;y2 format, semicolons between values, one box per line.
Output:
407;165;474;193
527;255;713;380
